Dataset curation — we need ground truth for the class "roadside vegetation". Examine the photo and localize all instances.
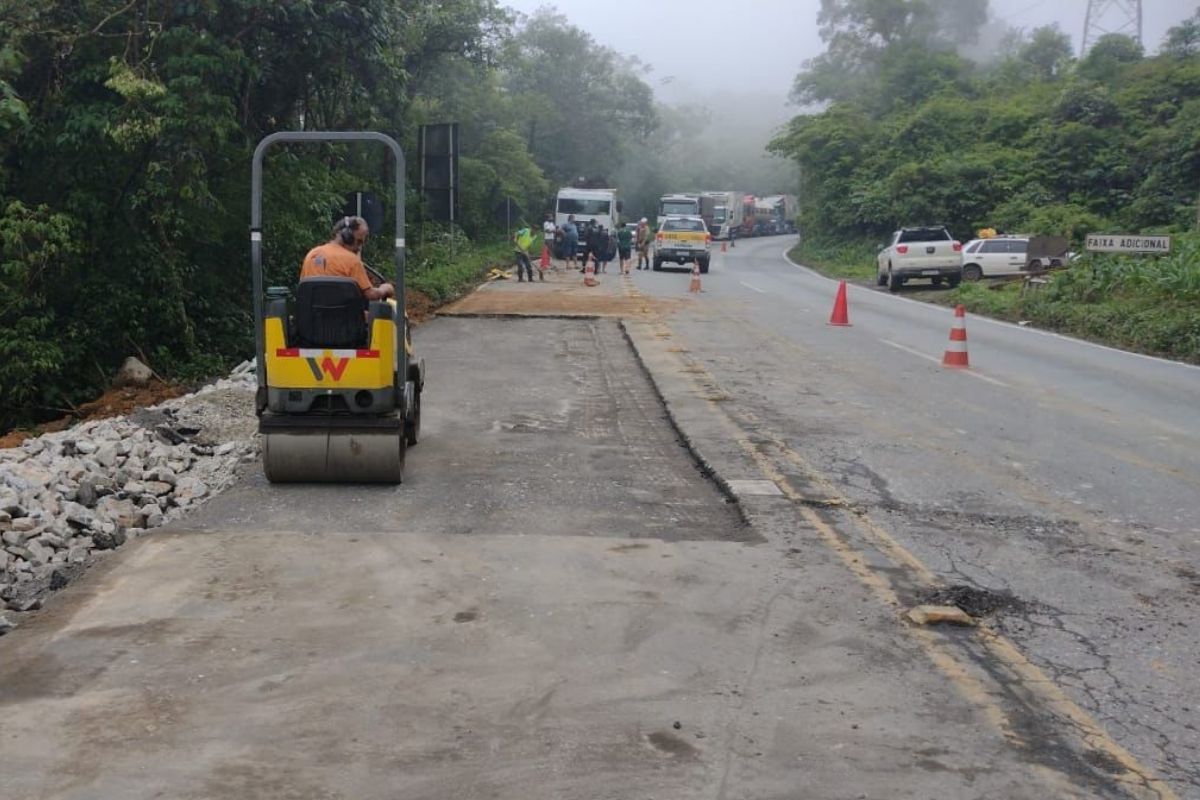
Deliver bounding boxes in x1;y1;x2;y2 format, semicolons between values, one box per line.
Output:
407;232;512;305
775;0;1200;362
790;232;1200;363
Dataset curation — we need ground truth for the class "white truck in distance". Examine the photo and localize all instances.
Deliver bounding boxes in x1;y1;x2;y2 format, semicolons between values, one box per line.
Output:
876;226;963;292
556;187;619;257
658;194;700;219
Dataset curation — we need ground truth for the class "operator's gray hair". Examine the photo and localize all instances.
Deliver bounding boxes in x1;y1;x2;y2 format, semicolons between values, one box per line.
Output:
332;215;368;239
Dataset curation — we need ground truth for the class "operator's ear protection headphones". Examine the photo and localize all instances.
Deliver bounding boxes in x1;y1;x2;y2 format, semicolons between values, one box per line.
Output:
337;216;360;245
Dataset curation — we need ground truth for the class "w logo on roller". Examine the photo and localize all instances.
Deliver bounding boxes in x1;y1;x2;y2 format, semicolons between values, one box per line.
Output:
942;305;970;368
306;356;350;381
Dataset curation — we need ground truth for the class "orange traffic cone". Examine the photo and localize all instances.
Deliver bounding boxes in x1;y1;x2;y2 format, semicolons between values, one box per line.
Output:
942;305;970;368
721;241;727;253
689;262;702;293
540;244;551;271
827;280;851;326
583;256;599;287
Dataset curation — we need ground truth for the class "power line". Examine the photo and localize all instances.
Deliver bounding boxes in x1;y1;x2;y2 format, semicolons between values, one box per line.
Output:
995;0;1049;27
1081;0;1143;56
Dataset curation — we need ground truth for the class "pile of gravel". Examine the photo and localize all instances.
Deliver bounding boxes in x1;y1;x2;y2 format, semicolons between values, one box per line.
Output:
0;361;259;632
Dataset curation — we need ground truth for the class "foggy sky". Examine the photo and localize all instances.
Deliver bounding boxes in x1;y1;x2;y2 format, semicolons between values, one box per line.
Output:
504;0;1198;107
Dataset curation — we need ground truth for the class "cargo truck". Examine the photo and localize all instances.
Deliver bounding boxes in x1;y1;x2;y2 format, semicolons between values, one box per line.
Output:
658;193;701;219
556;187;620;257
701;191;744;239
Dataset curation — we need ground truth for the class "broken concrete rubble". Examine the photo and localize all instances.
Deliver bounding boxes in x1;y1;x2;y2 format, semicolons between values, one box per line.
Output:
0;362;260;624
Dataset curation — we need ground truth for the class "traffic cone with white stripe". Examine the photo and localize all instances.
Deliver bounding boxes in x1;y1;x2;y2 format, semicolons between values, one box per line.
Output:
583;255;599;287
942;305;970;368
689;262;702;293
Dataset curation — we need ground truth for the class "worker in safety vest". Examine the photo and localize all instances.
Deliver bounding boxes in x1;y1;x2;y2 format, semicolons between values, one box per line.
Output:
512;225;539;282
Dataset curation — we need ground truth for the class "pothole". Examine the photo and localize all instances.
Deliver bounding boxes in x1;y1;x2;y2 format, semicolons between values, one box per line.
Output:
919;585;1025;619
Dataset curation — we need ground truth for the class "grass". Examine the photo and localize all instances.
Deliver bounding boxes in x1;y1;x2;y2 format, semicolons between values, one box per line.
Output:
790;234;1200;364
787;238;878;283
406;232;512;303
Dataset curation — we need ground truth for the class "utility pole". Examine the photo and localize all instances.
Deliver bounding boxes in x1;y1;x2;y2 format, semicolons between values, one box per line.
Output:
1081;0;1143;57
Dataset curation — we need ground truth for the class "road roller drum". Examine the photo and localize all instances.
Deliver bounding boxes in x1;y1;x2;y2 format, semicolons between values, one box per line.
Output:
262;429;404;483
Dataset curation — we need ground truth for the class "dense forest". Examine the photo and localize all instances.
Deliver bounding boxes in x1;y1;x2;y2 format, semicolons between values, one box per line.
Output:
0;1;794;432
770;0;1200;245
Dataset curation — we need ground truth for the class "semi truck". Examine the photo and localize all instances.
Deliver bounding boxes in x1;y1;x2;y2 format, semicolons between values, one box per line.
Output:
701;191;745;239
742;194;798;236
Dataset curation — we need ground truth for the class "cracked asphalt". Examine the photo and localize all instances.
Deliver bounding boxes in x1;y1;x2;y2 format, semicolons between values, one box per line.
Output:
635;236;1200;797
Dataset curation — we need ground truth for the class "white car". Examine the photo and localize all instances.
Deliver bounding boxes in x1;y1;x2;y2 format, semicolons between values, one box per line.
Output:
960;237;1029;281
961;236;1076;281
876;227;963;292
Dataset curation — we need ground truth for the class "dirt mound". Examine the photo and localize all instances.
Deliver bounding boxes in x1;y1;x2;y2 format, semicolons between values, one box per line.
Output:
406;287;437;325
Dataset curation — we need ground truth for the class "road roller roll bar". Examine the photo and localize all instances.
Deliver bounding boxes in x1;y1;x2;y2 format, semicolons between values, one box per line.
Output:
250;131;407;395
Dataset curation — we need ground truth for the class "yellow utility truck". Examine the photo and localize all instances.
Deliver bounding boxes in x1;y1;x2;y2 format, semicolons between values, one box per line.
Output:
653;215;712;273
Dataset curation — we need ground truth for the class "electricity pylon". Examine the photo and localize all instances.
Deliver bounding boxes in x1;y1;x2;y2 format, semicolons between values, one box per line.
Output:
1082;0;1143;56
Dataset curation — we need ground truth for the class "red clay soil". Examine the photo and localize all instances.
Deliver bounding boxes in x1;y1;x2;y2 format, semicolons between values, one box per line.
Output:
0;381;189;448
406;288;438;326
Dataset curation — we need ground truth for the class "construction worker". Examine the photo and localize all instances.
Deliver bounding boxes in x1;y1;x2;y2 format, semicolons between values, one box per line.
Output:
300;216;394;300
542;213;557;271
635;218;652;270
562;215;580;271
512;224;539;282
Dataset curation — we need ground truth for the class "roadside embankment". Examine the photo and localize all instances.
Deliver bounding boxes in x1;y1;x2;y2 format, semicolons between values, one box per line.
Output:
407;237;513;306
789;236;1200;364
0;363;259;631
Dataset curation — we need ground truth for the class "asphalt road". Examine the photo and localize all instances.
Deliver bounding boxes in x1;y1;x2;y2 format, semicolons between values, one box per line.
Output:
632;236;1200;797
1;250;1196;799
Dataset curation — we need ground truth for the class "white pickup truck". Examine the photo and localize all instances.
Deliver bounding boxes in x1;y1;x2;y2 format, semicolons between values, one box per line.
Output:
876;227;963;292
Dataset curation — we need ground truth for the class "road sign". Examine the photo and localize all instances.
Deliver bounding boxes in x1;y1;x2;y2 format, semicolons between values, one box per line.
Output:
1085;234;1171;254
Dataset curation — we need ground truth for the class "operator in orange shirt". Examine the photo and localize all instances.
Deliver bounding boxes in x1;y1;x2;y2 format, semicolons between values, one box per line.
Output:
299;216;395;301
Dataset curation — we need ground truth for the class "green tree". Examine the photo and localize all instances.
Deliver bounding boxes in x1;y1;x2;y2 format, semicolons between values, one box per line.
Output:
502;10;656;186
1078;34;1144;85
794;0;984;106
0;0;512;429
1163;8;1200;58
1019;25;1074;81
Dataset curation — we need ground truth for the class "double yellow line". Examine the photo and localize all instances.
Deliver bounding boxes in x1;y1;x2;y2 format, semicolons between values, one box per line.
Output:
627;300;1178;800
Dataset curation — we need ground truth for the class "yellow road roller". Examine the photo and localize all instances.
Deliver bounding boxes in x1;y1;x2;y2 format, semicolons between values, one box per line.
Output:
250;131;423;483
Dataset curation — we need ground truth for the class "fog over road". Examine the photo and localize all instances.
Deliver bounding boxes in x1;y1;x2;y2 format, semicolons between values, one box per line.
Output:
1;242;1197;799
